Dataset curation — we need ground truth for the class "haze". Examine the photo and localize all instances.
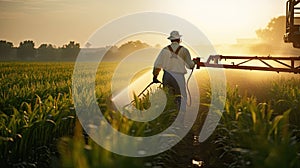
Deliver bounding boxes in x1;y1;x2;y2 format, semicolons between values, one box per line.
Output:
0;0;285;47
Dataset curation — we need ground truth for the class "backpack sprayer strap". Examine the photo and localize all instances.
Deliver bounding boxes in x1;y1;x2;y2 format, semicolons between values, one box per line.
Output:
167;45;194;107
167;45;182;58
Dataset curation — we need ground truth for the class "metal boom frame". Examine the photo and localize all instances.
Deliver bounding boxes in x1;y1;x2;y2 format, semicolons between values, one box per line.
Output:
193;55;300;74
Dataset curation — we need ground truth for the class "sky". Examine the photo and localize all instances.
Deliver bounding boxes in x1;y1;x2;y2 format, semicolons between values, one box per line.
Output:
0;0;286;47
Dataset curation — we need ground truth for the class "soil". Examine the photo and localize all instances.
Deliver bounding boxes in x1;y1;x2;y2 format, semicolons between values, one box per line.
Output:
163;130;215;168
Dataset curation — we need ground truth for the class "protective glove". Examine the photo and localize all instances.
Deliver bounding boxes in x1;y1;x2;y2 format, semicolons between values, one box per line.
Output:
193;57;200;64
153;75;160;83
193;57;200;69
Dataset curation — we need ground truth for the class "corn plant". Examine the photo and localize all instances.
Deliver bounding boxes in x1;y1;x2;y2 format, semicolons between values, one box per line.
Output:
1;62;300;168
0;62;76;167
208;85;300;168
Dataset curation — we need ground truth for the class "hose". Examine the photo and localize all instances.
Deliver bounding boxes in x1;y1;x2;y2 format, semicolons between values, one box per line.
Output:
125;68;194;108
186;67;194;107
124;81;162;108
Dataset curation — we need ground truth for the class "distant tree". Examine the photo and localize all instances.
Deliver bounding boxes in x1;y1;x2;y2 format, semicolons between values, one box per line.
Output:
104;45;118;55
256;16;285;44
17;40;36;59
119;40;149;50
155;44;161;48
61;41;80;60
38;43;57;59
85;42;92;48
0;40;14;59
118;40;150;56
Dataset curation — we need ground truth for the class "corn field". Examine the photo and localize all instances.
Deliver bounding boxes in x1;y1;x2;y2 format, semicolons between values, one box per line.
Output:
0;62;299;168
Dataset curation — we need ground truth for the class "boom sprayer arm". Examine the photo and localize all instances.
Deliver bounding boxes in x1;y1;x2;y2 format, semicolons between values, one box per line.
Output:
193;55;300;74
191;1;300;73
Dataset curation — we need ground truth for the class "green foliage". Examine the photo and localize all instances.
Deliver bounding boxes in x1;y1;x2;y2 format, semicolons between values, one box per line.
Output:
256;16;286;43
208;82;300;168
61;41;80;59
0;62;75;167
132;90;152;111
0;39;151;61
0;62;179;167
17;40;36;59
102;40;151;61
1;62;300;168
57;120;146;168
38;43;58;59
0;40;14;59
268;78;300;128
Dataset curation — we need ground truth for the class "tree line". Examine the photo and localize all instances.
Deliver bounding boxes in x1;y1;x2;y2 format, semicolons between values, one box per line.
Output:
0;40;80;61
1;15;296;61
234;16;299;56
0;40;151;61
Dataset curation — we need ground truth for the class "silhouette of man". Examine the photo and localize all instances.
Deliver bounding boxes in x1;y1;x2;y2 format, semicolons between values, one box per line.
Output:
153;30;195;114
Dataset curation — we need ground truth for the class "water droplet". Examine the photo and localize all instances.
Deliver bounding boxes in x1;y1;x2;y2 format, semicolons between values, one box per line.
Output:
192;159;204;167
138;150;146;155
88;124;97;129
144;162;152;167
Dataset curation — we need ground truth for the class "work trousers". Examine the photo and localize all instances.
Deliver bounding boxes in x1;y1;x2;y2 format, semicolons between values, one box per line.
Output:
162;70;187;112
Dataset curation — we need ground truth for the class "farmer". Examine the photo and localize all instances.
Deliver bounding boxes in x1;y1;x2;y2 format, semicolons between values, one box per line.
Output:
152;30;195;113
